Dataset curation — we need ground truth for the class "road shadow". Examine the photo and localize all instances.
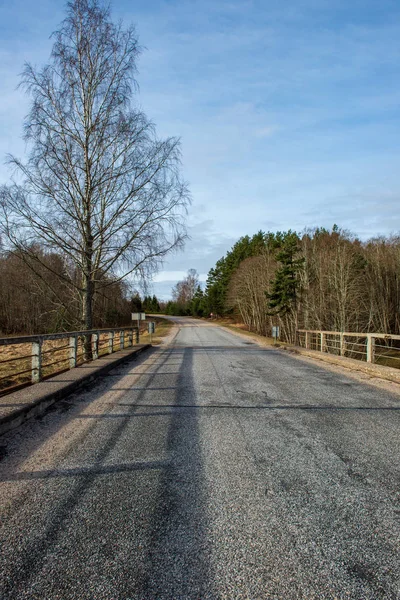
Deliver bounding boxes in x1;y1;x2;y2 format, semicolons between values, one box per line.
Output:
0;346;212;599
0;346;159;471
137;346;211;598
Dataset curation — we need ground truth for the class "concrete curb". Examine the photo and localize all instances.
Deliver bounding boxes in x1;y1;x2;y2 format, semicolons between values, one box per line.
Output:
0;344;151;436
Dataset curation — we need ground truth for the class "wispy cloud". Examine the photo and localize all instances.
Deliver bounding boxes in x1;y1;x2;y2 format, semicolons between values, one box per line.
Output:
1;0;400;299
255;126;278;138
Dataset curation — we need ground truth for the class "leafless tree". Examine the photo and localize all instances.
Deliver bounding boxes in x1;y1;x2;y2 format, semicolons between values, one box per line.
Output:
0;0;189;337
227;254;275;335
172;269;200;306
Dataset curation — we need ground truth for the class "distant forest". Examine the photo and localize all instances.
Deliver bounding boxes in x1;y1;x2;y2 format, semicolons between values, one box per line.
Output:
0;242;162;335
168;226;400;343
2;226;400;341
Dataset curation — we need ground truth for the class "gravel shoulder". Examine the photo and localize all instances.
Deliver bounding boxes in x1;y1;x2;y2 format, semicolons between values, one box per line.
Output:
215;321;400;398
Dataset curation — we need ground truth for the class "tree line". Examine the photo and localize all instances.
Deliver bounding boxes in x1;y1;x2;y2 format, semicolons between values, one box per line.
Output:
163;269;205;316
172;227;400;342
0;241;169;335
0;242;165;335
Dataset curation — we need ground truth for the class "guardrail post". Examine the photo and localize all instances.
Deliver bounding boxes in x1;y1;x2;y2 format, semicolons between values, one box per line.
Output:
128;329;133;347
305;331;310;349
320;332;325;352
135;327;139;344
366;334;375;363
108;331;114;354
92;332;99;360
340;333;345;356
120;330;124;350
31;339;42;383
69;335;77;368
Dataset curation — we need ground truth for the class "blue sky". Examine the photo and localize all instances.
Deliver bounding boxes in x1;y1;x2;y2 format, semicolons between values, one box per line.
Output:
1;0;399;299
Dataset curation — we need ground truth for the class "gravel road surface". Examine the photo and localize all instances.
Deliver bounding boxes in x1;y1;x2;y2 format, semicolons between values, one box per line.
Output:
0;317;399;599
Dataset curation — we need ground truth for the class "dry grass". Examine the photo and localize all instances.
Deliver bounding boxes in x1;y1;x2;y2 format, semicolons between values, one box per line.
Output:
0;323;172;397
139;316;174;345
374;349;400;369
0;334;111;395
0;343;33;393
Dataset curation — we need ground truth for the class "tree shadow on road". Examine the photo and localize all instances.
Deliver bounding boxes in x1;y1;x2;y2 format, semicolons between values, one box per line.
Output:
0;346;212;600
137;346;212;598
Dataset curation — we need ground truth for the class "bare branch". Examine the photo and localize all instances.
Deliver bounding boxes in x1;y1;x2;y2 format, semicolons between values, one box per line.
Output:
1;0;190;331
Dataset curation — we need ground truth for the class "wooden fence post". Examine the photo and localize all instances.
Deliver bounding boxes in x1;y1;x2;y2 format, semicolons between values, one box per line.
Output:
366;335;375;363
320;332;326;352
69;336;77;368
128;329;133;347
135;328;139;344
31;339;42;383
340;333;345;356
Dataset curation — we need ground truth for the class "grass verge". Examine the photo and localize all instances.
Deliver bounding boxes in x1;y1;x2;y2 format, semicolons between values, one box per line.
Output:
139;316;175;345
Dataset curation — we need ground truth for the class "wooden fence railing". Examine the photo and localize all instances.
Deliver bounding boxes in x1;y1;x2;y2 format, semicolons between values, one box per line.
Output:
0;327;139;395
296;329;400;367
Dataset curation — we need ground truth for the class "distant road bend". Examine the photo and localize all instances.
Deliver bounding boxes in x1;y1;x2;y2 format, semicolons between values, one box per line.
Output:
0;316;399;599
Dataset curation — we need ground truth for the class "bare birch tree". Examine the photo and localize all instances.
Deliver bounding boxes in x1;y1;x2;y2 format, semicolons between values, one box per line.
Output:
172;269;200;306
0;0;189;333
227;254;275;335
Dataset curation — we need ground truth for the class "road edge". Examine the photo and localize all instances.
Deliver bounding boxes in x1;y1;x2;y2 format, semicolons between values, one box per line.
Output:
218;324;400;395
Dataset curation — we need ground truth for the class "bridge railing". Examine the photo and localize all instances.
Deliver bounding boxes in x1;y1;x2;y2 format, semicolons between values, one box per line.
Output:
0;327;139;396
296;329;400;368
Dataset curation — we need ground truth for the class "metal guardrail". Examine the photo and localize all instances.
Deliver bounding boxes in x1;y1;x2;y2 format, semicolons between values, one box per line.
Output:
297;329;400;366
0;327;139;395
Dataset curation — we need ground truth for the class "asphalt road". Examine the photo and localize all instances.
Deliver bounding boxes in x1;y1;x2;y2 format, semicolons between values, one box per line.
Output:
0;317;399;599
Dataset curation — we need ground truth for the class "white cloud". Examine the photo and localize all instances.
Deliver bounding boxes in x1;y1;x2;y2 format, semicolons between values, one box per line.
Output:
1;0;400;300
255;126;277;138
153;270;207;282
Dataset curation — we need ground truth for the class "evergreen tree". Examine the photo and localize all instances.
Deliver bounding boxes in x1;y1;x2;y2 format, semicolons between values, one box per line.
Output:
190;285;205;316
151;295;161;312
131;293;142;313
267;232;304;315
204;231;267;315
142;295;150;312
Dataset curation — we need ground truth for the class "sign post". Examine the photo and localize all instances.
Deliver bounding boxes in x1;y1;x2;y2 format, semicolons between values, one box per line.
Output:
148;321;155;343
132;313;146;340
272;325;280;343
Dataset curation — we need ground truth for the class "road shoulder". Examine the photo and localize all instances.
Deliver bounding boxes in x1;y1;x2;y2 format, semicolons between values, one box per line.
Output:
218;323;400;397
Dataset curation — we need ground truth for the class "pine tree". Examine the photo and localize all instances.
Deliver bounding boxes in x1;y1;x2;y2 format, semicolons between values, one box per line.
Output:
267;232;304;315
131;293;142;313
190;285;205;316
151;295;160;312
